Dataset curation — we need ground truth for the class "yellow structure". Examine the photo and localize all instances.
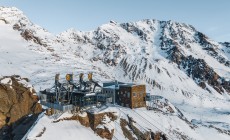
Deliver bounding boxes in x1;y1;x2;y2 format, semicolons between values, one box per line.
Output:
66;74;73;82
66;74;71;81
88;73;92;81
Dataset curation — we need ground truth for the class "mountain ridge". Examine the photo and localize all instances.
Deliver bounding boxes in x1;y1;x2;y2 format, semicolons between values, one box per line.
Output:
1;6;230;103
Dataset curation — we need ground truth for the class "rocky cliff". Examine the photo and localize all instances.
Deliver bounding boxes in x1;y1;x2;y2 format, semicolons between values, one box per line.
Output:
0;75;42;129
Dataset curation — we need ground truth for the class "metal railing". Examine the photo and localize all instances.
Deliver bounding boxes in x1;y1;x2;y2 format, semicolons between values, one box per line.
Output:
40;101;74;112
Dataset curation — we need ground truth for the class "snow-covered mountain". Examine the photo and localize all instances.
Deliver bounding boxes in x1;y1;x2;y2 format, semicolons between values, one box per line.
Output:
1;7;230;140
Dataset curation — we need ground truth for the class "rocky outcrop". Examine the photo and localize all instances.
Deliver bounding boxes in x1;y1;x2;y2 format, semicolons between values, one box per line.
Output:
0;18;9;24
147;96;176;114
87;112;117;130
53;112;90;127
78;112;90;127
151;132;167;140
120;116;167;140
88;112;116;140
196;32;230;67
20;29;47;46
120;116;151;140
120;118;136;140
52;111;117;140
94;114;115;140
95;127;114;140
162;39;230;94
0;75;42;129
0;113;6;128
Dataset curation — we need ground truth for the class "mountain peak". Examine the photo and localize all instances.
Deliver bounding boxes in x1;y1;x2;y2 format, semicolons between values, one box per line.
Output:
109;20;117;25
0;6;29;25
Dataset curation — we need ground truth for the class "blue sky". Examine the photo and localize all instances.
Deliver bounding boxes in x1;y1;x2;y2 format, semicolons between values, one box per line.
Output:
1;0;230;42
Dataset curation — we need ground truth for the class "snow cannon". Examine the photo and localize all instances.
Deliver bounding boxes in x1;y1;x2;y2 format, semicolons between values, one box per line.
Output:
55;74;60;85
79;73;84;83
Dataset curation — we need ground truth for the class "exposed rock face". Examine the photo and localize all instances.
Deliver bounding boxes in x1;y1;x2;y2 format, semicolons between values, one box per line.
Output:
94;114;115;140
0;75;42;129
120;118;136;140
95;127;114;140
87;112;117;139
52;112;90;127
196;32;230;67
0;18;9;24
87;112;117;130
120;117;151;140
0;113;6;128
147;96;176;114
20;29;47;46
165;44;230;94
52;111;117;139
151;131;167;140
78;113;90;127
120;116;167;140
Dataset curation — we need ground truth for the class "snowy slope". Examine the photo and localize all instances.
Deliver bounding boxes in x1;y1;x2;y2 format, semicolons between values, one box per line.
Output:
26;113;102;140
1;7;230;140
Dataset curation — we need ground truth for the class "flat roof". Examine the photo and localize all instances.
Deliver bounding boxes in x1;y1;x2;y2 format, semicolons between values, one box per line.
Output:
103;83;144;88
103;85;119;89
121;83;145;87
102;80;125;84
